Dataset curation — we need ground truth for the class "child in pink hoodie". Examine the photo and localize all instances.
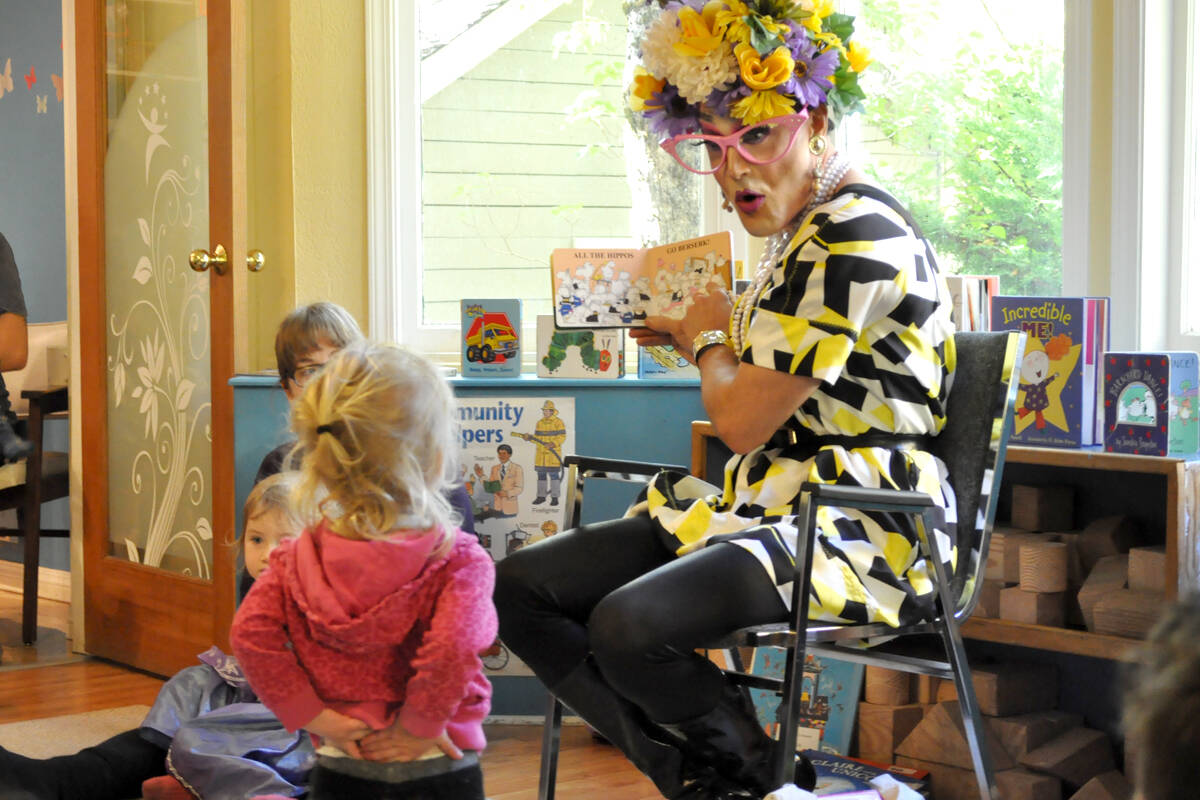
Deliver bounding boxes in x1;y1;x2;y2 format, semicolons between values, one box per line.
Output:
231;342;497;800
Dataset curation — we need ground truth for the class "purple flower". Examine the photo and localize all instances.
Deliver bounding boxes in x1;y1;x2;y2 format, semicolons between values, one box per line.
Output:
784;35;837;108
643;82;703;137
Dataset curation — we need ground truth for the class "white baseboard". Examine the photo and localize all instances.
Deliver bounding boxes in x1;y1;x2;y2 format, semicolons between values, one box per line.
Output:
0;559;70;603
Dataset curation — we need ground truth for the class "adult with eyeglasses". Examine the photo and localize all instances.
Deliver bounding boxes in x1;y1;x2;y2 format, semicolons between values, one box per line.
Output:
495;4;958;799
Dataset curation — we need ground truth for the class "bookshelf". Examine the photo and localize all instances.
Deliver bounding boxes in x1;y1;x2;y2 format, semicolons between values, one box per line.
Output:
690;422;1194;662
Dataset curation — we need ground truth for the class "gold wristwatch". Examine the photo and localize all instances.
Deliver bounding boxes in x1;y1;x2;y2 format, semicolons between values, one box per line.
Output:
692;329;731;361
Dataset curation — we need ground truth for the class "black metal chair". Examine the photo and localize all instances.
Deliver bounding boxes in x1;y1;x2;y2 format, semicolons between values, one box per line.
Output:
536;330;1025;800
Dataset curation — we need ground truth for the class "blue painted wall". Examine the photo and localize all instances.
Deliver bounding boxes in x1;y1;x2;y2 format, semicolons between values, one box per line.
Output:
0;0;68;323
0;2;70;570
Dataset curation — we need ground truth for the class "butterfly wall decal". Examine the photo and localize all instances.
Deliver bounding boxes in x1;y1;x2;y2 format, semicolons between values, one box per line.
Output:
51;73;63;102
0;59;13;99
36;94;47;114
24;65;36;90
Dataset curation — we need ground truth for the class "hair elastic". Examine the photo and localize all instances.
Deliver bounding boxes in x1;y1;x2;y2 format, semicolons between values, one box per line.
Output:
316;424;335;435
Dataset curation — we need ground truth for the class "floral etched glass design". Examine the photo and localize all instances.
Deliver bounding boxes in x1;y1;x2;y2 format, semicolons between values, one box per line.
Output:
104;2;213;577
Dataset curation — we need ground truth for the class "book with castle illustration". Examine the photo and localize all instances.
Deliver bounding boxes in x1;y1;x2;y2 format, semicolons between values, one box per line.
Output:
989;295;1110;448
551;231;733;328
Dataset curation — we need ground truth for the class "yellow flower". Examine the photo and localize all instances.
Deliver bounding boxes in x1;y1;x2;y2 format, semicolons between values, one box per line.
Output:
812;31;846;56
629;67;665;112
735;43;794;91
731;89;796;125
847;41;873;73
673;4;724;58
800;0;835;33
716;1;787;47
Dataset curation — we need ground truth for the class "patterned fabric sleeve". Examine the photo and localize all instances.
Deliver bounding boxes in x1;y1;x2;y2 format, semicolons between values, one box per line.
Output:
742;199;914;387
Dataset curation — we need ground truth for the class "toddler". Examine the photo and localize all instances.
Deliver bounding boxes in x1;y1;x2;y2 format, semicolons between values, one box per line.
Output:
232;342;497;800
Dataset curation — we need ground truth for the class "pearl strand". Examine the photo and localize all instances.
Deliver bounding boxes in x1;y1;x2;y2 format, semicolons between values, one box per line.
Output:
730;151;851;353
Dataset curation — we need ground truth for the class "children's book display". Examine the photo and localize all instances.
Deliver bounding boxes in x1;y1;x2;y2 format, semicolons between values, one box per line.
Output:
534;315;624;378
989;296;1110;448
551;232;733;328
943;273;999;332
1103;351;1200;457
748;647;864;756
638;344;700;379
460;299;521;378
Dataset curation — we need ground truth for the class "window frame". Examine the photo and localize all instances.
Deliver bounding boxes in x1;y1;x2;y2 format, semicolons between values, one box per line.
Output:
370;1;1105;356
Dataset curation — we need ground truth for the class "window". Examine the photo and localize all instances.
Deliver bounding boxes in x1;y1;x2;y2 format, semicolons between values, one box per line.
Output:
371;0;1084;360
846;0;1065;296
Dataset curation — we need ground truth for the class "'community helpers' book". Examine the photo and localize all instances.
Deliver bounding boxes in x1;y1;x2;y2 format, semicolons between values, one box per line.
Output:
989;295;1109;447
551;232;733;328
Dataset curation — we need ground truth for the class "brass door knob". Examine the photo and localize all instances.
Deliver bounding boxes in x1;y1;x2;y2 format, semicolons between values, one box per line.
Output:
189;244;228;274
246;249;266;272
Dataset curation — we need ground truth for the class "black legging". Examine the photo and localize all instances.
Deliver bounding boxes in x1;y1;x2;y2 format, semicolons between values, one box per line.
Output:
494;515;788;724
0;729;167;800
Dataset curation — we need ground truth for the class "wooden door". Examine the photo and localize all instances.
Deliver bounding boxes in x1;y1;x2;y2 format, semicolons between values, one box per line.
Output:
76;0;247;676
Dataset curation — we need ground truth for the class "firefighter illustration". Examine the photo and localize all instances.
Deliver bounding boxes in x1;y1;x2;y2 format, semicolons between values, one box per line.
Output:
511;400;567;506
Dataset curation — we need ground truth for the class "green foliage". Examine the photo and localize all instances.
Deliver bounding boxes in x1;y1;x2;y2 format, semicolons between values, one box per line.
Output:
858;1;1063;296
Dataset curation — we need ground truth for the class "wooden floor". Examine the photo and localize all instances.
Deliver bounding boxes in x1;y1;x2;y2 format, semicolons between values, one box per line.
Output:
0;589;662;799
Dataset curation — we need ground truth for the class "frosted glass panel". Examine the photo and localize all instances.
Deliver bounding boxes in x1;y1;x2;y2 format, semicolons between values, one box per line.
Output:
104;2;213;577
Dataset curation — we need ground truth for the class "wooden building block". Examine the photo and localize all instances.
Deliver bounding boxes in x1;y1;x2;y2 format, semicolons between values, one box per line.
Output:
916;674;942;704
987;526;1021;581
1092;589;1166;639
1127;545;1166;592
1020;540;1070;592
974;578;1004;618
1077;517;1140;573
989;710;1085;760
864;665;913;705
1000;768;1065;800
1052;531;1087;587
895;700;1015;770
1019;727;1116;791
1078;555;1129;632
856;702;924;765
1011;484;1076;532
1000;586;1066;626
1004;532;1048;583
971;662;1058;716
1067;770;1131;800
894;758;1061;800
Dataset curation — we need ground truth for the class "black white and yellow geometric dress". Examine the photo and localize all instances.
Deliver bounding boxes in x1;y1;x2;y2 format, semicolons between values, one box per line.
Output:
644;185;958;628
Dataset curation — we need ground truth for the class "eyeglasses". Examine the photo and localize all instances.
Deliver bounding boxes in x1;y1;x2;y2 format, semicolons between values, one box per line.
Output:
660;112;811;175
291;363;326;388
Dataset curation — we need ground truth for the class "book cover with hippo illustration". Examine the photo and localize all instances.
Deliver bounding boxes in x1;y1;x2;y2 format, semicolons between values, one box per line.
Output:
551;232;732;328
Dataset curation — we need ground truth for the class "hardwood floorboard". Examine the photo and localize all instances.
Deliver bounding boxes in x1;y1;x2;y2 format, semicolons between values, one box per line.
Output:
0;589;661;797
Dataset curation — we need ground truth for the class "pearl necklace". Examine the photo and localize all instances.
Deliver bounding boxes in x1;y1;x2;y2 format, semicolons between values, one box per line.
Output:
730;151;851;353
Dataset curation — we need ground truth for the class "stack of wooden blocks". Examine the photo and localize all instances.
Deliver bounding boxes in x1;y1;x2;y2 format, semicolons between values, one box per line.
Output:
974;484;1166;639
855;663;1132;799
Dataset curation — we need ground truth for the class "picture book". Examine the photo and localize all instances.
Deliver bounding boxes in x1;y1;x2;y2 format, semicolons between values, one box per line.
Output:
460;299;522;378
803;751;930;798
989;296;1110;448
944;273;999;332
551;231;733;328
456;395;576;676
638;344;700;380
1103;351;1200;457
749;647;865;756
535;315;624;378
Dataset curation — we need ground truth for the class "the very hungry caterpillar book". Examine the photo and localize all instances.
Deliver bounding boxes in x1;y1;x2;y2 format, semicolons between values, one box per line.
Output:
551;231;732;329
989;296;1109;448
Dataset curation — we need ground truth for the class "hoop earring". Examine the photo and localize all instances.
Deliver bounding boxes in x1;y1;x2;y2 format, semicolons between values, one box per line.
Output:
722;195;734;213
808;135;827;156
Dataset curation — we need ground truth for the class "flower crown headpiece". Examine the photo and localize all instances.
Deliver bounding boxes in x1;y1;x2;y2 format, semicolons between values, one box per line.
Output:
630;0;871;137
